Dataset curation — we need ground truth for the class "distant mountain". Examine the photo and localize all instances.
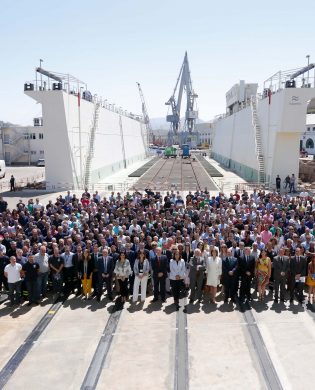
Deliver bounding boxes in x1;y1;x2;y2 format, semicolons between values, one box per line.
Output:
150;117;206;130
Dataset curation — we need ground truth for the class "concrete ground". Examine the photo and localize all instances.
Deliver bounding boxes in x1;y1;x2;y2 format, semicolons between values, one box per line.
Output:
0;290;314;389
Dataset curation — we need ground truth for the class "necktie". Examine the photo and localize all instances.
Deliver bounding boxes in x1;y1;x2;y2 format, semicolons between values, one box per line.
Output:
281;257;283;265
157;257;160;268
246;256;248;263
104;257;107;273
297;256;300;263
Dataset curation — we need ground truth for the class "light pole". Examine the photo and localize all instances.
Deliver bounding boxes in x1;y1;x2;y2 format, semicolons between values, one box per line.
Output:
306;55;310;87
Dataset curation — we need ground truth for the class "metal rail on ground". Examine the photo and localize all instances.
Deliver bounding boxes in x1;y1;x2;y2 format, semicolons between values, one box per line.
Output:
174;297;189;390
239;302;283;390
0;299;64;388
80;303;123;390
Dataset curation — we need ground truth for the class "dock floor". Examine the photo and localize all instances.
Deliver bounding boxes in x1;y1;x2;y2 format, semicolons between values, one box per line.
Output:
0;293;314;389
131;156;218;191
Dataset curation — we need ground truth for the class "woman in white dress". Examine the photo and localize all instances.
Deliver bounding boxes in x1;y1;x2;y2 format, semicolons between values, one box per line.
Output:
206;248;222;303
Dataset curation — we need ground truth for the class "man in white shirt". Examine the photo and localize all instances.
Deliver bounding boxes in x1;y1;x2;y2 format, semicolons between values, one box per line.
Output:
35;245;50;298
61;245;75;295
33;198;43;210
4;256;22;306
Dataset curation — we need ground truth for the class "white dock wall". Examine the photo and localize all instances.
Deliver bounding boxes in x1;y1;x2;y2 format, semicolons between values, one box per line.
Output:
25;90;146;189
212;87;315;185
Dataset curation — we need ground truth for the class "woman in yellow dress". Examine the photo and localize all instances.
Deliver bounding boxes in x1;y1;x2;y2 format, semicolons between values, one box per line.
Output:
306;254;315;303
255;250;271;301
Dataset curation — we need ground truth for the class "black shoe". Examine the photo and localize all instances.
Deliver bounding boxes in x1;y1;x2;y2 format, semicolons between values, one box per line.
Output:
280;299;285;302
175;304;180;310
27;302;32;306
108;296;113;301
152;298;158;302
161;299;166;303
224;299;228;303
189;299;194;304
290;299;293;303
274;299;278;303
97;297;101;302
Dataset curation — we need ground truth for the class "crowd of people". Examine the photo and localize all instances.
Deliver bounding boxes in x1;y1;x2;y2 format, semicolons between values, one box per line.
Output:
0;186;315;311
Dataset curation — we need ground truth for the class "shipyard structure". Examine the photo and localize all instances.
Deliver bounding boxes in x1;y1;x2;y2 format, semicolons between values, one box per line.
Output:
211;65;315;186
24;68;147;190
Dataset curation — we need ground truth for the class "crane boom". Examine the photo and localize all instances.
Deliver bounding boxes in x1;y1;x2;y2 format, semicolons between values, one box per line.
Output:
165;52;198;135
137;82;154;145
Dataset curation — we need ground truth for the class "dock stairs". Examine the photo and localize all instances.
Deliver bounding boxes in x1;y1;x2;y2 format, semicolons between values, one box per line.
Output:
251;96;265;184
84;102;100;188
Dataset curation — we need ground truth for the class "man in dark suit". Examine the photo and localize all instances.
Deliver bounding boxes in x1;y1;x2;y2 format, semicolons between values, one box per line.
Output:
90;244;100;296
188;248;205;303
161;243;172;262
125;243;136;294
97;248;114;301
72;244;83;296
273;248;289;302
222;248;238;303
238;247;256;302
234;241;245;260
289;248;307;303
151;247;168;302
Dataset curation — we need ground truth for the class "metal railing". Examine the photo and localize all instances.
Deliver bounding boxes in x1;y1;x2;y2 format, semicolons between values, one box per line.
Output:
24;79;144;123
0;172;45;193
234;182;270;192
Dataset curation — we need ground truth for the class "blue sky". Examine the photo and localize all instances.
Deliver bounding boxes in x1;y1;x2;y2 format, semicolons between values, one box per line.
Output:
0;0;314;125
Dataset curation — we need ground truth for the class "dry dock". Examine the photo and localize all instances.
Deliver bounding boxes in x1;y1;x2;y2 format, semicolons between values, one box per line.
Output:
131;156;218;191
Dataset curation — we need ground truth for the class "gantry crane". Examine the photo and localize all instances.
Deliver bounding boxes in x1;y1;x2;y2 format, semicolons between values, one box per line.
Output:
165;52;198;145
137;82;154;146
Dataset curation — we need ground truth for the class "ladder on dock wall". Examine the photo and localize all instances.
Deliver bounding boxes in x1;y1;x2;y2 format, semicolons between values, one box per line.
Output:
250;96;265;184
83;102;100;188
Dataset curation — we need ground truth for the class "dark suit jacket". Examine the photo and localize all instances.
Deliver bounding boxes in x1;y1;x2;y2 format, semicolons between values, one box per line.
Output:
273;255;289;279
97;255;115;276
72;253;83;271
182;251;193;264
188;256;205;279
77;260;94;277
125;250;136;270
90;252;100;271
161;249;172;262
151;255;168;277
234;248;245;260
238;255;255;277
222;257;238;283
289;256;307;277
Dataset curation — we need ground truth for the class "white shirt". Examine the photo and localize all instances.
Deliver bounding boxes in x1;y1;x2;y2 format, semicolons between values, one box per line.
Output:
169;259;186;280
4;263;22;283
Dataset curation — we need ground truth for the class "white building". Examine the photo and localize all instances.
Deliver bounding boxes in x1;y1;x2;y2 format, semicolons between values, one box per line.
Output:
301;112;315;154
195;122;212;145
0;118;45;165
